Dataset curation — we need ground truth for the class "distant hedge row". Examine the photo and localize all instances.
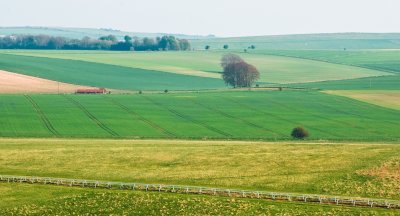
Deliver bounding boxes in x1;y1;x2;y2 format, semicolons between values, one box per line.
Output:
0;34;191;51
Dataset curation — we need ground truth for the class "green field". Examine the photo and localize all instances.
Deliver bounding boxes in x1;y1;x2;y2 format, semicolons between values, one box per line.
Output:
2;184;396;215
0;91;399;141
248;50;400;90
1;33;400;215
0;53;225;90
0;50;390;85
0;139;400;214
190;33;400;50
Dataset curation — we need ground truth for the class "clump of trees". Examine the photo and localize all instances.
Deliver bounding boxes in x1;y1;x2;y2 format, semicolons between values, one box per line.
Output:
291;126;310;139
220;54;260;88
0;34;191;51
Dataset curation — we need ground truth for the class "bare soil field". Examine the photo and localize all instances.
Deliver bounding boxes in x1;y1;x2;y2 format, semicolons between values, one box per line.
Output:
0;70;92;94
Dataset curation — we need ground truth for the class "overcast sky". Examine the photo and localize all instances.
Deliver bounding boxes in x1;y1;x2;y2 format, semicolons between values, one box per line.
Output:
1;0;399;37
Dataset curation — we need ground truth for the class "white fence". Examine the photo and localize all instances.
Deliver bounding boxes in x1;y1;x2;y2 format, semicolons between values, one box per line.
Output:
1;175;399;209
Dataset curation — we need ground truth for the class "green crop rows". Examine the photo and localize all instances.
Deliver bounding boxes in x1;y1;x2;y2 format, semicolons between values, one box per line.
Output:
0;91;398;141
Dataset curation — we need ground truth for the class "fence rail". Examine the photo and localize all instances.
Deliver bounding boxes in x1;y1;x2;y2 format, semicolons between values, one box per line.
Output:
1;175;399;210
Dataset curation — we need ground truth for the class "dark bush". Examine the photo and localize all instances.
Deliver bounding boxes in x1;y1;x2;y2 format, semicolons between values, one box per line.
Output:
164;89;168;93
138;90;142;94
291;126;309;139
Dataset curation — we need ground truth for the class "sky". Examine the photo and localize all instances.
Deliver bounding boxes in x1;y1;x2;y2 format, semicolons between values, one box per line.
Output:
1;0;400;37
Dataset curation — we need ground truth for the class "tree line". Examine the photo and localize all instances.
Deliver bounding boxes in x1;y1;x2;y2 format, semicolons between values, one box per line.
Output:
0;34;191;51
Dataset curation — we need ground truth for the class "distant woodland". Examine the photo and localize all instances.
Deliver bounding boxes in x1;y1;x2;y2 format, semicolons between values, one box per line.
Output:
0;34;191;51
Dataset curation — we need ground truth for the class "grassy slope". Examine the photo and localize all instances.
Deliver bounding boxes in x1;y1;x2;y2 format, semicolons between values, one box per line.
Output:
254;50;400;90
0;91;399;141
1;184;395;215
0;50;389;84
190;33;400;50
1;139;400;200
0;53;225;91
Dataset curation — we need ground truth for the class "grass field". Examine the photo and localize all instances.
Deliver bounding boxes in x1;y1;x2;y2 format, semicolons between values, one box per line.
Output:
0;53;225;91
253;50;400;90
1;139;400;200
0;50;389;85
190;33;400;50
325;90;400;110
2;184;397;215
0;91;399;141
257;49;400;73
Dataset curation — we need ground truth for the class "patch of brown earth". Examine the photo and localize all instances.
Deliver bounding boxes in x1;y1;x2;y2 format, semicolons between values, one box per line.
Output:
0;70;93;94
359;158;400;181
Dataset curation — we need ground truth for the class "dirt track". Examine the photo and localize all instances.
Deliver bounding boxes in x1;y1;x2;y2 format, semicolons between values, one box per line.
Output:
0;70;91;94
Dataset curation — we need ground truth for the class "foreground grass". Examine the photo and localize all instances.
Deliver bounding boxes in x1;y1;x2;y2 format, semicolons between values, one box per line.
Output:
0;183;397;215
325;90;400;110
1;139;400;200
0;91;399;141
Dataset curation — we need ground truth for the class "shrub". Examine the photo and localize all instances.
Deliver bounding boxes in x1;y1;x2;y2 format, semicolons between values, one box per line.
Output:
164;89;168;93
291;126;309;139
138;90;142;94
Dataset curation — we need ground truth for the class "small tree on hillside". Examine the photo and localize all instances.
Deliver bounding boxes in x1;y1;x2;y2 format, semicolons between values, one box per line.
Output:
291;126;309;139
221;54;260;88
223;44;229;49
205;45;210;50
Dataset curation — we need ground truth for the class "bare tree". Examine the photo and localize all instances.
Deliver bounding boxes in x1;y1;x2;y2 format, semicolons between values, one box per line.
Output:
221;54;260;88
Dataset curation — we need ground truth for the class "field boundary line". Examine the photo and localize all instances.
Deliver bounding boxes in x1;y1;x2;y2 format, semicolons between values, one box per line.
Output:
103;96;177;137
63;95;119;137
1;174;399;210
24;95;60;136
143;96;233;137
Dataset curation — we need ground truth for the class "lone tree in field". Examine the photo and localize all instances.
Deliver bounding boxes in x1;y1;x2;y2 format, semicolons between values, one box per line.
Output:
223;44;229;49
221;54;260;88
291;126;310;139
205;45;210;50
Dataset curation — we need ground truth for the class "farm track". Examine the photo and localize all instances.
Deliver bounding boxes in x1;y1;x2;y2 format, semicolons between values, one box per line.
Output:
143;96;233;137
24;95;59;136
63;95;119;137
189;99;286;137
1;174;399;210
103;96;177;137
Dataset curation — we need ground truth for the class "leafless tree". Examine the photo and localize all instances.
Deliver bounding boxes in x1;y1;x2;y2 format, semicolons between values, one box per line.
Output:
221;54;260;88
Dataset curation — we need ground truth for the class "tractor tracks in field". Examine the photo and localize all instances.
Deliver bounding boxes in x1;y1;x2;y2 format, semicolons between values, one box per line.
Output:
24;95;60;136
63;95;119;137
143;96;232;137
103;96;176;137
220;96;337;137
189;99;286;137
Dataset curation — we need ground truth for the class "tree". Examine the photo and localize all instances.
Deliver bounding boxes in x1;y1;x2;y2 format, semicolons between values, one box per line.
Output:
250;45;256;49
124;35;132;43
221;54;260;88
223;44;229;49
205;45;210;50
99;35;117;42
291;126;309;139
